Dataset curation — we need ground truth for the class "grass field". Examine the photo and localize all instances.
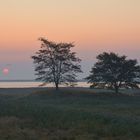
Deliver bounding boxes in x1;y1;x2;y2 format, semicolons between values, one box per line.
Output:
0;88;140;140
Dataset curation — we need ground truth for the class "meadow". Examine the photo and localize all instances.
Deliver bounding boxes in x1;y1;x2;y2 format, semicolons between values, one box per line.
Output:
0;88;140;140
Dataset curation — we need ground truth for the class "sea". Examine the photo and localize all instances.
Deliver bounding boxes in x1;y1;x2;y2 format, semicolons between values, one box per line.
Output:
0;80;90;88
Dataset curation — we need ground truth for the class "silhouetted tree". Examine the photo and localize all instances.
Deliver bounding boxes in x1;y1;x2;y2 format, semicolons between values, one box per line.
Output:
86;52;140;94
32;38;82;90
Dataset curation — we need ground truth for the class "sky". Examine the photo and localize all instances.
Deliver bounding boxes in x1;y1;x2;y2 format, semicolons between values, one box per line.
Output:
0;0;140;80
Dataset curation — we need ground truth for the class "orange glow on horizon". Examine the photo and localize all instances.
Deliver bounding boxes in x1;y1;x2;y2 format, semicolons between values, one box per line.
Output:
0;0;140;60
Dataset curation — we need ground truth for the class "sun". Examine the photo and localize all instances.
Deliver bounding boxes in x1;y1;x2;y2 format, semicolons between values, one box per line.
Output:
3;68;9;75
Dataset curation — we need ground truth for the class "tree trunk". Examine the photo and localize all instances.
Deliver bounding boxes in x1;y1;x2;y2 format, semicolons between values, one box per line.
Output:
55;82;59;90
115;86;119;94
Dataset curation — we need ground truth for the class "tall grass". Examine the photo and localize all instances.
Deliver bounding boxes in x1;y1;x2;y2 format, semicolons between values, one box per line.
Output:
0;88;139;140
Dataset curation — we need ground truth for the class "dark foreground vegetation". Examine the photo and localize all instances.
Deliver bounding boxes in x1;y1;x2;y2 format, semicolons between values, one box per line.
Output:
0;88;140;140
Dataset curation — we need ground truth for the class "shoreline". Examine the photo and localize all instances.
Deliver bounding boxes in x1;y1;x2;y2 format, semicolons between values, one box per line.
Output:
0;87;140;96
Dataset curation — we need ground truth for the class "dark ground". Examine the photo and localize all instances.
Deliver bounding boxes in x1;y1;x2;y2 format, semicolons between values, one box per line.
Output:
0;88;140;140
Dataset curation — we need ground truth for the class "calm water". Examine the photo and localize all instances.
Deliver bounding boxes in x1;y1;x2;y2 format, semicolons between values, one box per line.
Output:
0;81;90;88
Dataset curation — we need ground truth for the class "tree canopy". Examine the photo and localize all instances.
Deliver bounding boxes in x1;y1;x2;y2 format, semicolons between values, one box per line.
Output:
32;38;82;90
86;52;140;93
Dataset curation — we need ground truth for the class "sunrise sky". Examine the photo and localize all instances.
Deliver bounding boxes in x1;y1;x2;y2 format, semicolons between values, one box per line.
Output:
0;0;140;80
